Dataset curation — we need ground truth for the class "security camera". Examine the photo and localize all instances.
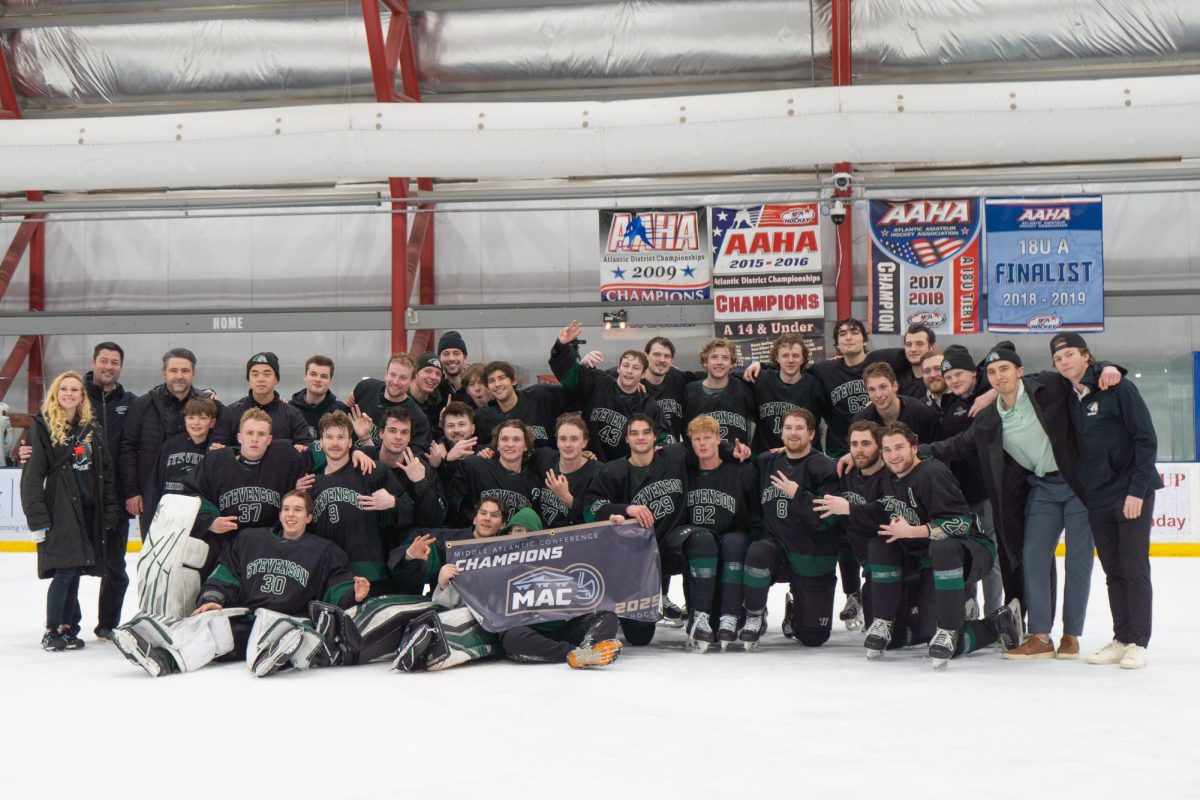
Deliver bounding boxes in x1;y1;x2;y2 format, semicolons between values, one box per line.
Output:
830;199;847;225
831;171;853;191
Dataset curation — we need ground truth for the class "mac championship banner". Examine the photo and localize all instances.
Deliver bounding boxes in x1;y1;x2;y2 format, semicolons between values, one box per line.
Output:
710;203;826;363
984;197;1104;333
868;199;982;335
444;522;662;632
599;208;711;302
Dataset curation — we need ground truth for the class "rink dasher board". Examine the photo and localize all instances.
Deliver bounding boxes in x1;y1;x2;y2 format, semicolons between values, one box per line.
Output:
1;465;1199;554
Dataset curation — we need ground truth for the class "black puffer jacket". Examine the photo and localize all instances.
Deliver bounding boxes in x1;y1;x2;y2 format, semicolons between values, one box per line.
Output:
20;415;120;579
119;384;219;510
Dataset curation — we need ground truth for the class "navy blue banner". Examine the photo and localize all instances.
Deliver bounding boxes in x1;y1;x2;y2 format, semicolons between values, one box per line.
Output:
984;197;1104;333
445;522;662;632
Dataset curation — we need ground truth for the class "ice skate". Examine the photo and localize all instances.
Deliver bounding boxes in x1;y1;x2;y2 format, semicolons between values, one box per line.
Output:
782;592;795;639
928;628;958;669
739;612;764;652
863;618;894;660
659;594;686;627
685;611;715;653
716;614;739;652
840;591;864;631
988;598;1024;651
112;627;176;678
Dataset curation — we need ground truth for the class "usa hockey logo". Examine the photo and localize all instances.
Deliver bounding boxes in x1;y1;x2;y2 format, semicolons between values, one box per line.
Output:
907;310;946;327
870;200;980;269
505;563;605;615
1026;313;1063;330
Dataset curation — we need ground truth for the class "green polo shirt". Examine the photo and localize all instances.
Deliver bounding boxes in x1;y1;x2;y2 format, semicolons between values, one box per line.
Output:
996;382;1059;477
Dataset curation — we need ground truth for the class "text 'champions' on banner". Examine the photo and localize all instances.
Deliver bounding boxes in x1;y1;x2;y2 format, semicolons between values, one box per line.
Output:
868;199;982;335
709;203;826;363
599;209;711;302
984;197;1104;333
444;522;662;632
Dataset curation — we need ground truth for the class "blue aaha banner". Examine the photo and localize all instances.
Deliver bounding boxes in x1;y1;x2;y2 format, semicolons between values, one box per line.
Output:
444;522;661;632
984;197;1104;333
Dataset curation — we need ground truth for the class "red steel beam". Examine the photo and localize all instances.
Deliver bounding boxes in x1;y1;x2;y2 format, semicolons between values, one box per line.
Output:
362;0;432;353
831;0;854;322
0;218;42;300
0;335;37;403
0;45;20;114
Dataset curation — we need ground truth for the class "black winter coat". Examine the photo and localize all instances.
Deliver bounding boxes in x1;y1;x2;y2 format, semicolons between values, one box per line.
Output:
119;384;219;513
20;415;120;579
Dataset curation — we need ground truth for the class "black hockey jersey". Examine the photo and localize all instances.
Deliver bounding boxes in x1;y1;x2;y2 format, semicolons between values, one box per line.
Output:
583;444;689;541
549;342;670;460
199;527;358;613
640;367;702;442
473;383;565;451
810;347;908;457
860;460;993;554
750;369;828;453
187;441;307;563
350;378;433;453
153;432;209;499
683;379;756;447
851;395;942;445
686;459;761;537
357;446;448;555
839;465;892;562
448;455;537;525
527;447;601;529
755;449;841;575
309;461;403;584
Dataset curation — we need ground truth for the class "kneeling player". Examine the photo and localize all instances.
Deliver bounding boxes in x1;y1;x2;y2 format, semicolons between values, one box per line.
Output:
821;424;1022;668
112;490;370;677
741;409;840;651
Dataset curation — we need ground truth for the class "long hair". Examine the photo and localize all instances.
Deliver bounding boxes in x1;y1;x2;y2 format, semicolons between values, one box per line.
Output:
42;371;93;446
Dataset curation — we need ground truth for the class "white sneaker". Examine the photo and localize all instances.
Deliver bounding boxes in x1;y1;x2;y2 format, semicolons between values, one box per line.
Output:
1086;640;1129;665
1119;644;1148;670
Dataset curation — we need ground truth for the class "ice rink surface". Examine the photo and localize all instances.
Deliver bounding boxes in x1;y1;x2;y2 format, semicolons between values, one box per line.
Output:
1;554;1196;800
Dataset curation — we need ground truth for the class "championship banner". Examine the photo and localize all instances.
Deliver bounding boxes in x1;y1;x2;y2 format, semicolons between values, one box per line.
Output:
599;208;710;302
710;203;826;363
868;199;982;335
444;521;662;632
984;197;1104;333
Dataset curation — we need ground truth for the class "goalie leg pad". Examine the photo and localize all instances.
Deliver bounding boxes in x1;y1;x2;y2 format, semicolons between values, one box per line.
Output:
392;606;501;673
247;610;326;677
136;495;206;619
345;596;436;664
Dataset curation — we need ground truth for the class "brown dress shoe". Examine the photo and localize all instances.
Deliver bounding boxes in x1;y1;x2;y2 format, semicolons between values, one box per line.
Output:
1002;635;1056;660
1056;634;1080;660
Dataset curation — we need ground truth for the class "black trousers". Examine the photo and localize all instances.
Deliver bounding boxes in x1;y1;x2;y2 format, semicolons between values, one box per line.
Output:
660;526;718;618
502;612;619;663
97;516;131;631
743;538;836;648
1089;496;1154;648
46;568;82;631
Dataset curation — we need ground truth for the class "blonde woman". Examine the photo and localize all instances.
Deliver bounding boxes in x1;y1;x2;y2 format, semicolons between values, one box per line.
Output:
20;371;119;651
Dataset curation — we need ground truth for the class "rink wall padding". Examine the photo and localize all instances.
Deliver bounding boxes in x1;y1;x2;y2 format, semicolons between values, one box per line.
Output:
2;465;1199;555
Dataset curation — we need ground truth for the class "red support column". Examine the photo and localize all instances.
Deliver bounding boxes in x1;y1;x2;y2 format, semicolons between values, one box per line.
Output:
362;0;433;353
831;0;854;322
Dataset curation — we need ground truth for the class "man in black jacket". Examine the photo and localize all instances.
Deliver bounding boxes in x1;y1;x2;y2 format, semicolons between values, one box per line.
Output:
119;347;221;537
1051;333;1161;670
289;354;349;438
212;352;313;450
921;346;1123;660
85;342;137;638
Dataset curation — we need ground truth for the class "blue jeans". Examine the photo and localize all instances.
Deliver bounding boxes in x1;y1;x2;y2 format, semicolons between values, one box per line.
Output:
1022;475;1093;636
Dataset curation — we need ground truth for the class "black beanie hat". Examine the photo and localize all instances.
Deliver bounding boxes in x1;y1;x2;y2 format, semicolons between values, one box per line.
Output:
437;331;468;357
940;345;976;374
246;352;280;381
984;347;1022;369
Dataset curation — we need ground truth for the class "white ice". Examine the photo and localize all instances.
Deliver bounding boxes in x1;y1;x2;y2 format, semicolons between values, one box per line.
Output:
0;554;1195;800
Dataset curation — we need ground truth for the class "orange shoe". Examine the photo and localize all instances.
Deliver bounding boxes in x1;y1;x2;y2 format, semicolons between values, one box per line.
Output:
1002;635;1056;660
1056;634;1080;660
567;639;623;669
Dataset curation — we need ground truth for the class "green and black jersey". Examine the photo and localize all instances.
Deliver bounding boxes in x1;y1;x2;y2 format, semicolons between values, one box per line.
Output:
755;449;842;576
200;526;358;613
